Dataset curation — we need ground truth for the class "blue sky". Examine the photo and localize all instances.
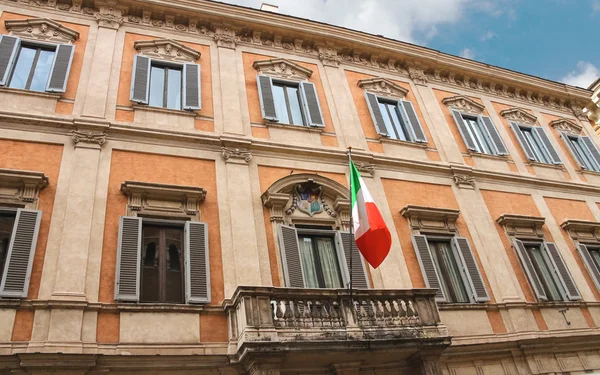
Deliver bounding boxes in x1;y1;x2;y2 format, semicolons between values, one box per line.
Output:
219;0;598;89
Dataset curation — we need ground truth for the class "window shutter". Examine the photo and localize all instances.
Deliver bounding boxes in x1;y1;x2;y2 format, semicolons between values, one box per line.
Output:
533;127;562;164
338;232;369;289
182;63;201;110
256;75;277;121
411;235;445;301
577;243;600;291
364;92;388;136
513;239;547;301
561;133;587;169
543;242;580;300
581;136;600;171
451;109;477;151
452;237;490;302
480;116;508;155
0;35;20;86
277;224;305;288
46;44;75;93
400;100;427;143
0;209;41;298
299;81;325;127
510;122;537;161
185;221;210;303
114;216;141;302
129;55;151;104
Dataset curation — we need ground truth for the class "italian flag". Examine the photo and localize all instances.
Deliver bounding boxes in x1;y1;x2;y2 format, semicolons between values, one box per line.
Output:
350;161;392;268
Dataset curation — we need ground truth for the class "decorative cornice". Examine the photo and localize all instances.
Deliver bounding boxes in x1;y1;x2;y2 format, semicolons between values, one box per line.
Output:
71;130;107;147
317;43;341;67
549;118;583;136
496;214;545;239
134;39;201;62
213;23;236;49
120;180;206;216
253;58;312;81
442;95;486;114
357;78;408;99
500;108;538;126
0;168;48;209
407;65;428;86
400;205;460;234
94;2;127;29
221;147;252;164
5;18;79;43
561;219;600;242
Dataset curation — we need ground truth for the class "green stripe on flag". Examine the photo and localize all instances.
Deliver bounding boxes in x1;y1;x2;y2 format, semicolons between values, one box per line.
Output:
350;161;361;208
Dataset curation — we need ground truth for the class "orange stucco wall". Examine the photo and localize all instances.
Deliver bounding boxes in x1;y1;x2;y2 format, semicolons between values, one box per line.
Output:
199;314;228;342
96;312;119;343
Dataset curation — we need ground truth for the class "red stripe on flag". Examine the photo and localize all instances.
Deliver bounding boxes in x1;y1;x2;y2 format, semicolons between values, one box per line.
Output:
355;202;391;268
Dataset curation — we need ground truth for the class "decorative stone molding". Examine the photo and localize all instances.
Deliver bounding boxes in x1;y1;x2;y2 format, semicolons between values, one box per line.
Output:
560;220;600;242
407;65;428;86
134;39;201;62
400;205;460;234
253;58;312;81
500;107;538;125
355;162;376;177
213;23;236;49
496;214;545;239
549;118;583;136
5;18;79;43
221;147;252;164
357;78;408;99
317;43;342;67
71;130;107;148
120;180;206;218
262;192;291;223
0;168;48;209
453;174;476;189
94;2;127;29
442;95;485;115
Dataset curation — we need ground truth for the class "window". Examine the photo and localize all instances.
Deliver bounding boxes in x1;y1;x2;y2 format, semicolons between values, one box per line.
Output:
450;109;508;156
576;243;600;291
377;98;411;141
272;81;305;126
0;211;16;283
562;134;600;172
524;243;565;301
510;123;561;165
585;246;600;273
364;92;427;143
427;239;470;303
461;114;495;154
8;45;55;92
148;64;182;110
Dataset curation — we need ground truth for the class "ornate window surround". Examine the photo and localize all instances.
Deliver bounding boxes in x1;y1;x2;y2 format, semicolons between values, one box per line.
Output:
358;77;408;100
442;95;485;115
400;205;460;235
0;168;48;210
549;118;583;136
561;219;600;243
133;38;201;63
5;17;79;44
496;214;545;240
253;58;313;81
499;107;538;125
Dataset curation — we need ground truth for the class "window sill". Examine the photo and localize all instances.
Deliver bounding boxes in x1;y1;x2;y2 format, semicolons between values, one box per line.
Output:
0;86;61;100
265;120;324;133
132;104;197;117
526;161;565;170
378;136;427;149
580;169;600;177
466;152;509;161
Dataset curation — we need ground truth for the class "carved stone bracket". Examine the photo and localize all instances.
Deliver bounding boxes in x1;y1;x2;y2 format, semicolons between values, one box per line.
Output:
121;180;206;218
71;130;107;148
442;95;485;115
561;219;600;242
134;39;201;62
262;192;291;223
253;58;312;81
5;18;79;43
357;77;408;100
0;168;48;209
94;1;127;29
500;107;538;125
407;65;428;86
354;162;375;177
317;43;341;67
453;174;476;189
549;118;583;136
400;205;460;234
213;23;237;49
221;147;252;164
497;214;545;239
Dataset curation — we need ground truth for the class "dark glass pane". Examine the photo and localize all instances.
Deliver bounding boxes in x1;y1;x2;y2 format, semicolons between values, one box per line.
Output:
286;86;304;125
0;214;16;281
429;240;469;303
527;245;563;301
378;102;398;139
141;227;160;302
9;47;36;90
590;248;600;271
165;228;183;303
166;68;181;110
272;84;290;124
30;49;54;92
149;66;165;108
315;237;342;288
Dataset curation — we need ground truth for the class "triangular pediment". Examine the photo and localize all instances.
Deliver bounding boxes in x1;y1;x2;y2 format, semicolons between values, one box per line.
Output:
5;18;79;44
134;39;201;62
499;107;538;125
442;95;485;114
253;58;313;81
549;118;583;135
358;77;409;99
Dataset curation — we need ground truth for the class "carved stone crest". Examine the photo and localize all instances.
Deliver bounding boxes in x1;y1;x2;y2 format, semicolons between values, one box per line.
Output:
358;77;408;99
5;18;79;43
499;107;538;125
442;95;485;114
134;39;201;63
291;181;323;217
453;174;476;189
253;58;312;81
549;118;583;136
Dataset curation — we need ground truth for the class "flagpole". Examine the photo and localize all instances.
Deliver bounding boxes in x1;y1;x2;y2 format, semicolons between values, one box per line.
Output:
347;146;354;301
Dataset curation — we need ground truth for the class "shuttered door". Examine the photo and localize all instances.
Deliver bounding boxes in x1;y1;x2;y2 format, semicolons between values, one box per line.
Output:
114;216;141;301
513;239;547;301
452;237;490;302
510;122;537;161
300;81;325;127
0;209;42;298
577;243;600;291
256;75;277;121
533;127;562;164
480;116;508;155
581;136;600;170
451;109;477;151
129;55;151;104
561;133;587;169
277;225;305;288
185;221;210;303
0;35;19;86
182;63;201;110
412;235;445;301
400;100;427;143
543;242;580;300
364;92;388;136
338;232;369;289
46;44;75;93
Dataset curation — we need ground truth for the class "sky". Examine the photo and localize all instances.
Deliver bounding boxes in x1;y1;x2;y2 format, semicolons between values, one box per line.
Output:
216;0;598;89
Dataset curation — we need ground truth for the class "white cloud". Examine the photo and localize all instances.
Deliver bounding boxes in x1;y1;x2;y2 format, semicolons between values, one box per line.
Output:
561;61;600;88
593;0;600;13
460;48;475;59
480;31;496;41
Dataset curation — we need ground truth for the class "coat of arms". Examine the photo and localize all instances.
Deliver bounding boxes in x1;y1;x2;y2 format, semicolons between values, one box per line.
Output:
294;181;323;217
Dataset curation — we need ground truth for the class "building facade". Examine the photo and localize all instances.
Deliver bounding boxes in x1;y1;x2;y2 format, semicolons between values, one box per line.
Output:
0;0;599;374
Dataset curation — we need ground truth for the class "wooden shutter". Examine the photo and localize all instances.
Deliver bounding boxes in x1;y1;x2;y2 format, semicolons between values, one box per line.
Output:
299;81;325;127
364;92;388;136
256;75;278;121
451;109;477;151
0;209;41;298
400;100;427;143
581;136;600;171
577;243;600;291
46;44;75;93
513;239;547;301
337;232;369;289
277;225;305;288
411;235;445;301
0;35;19;86
510;122;537;161
480;116;508;155
129;55;151;104
543;242;580;300
533;127;562;164
182;63;201;110
114;216;141;301
452;237;490;302
185;221;210;303
561;133;587;169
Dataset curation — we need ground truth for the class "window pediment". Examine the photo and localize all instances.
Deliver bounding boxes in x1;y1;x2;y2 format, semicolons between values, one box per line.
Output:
499;107;538;125
496;214;545;239
357;77;408;99
549;118;583;136
134;39;201;63
400;205;460;234
442;95;485;115
5;18;79;44
253;58;313;81
0;168;48;209
561;219;600;242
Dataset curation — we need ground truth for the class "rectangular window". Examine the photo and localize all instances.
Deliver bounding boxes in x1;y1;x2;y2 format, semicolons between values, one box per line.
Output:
565;135;600;172
272;81;305;126
426;238;470;303
298;232;344;289
148;64;182;110
0;211;16;283
520;126;552;164
525;243;565;301
8;44;55;92
378;98;410;141
461;114;495;155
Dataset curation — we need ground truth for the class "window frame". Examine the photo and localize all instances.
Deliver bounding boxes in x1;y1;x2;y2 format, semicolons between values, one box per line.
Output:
295;227;345;289
0;207;18;285
271;78;307;126
148;60;184;111
565;134;600;172
518;125;552;164
460;113;496;155
376;97;412;141
7;40;57;92
521;240;568;302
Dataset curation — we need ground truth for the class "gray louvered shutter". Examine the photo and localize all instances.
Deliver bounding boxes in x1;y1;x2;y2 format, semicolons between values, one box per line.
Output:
480;116;508;155
256;75;277;121
581;136;600;171
533;127;562;164
364;92;388;136
400;100;427;143
114;216;141;301
510;122;537;161
277;225;305;288
300;81;325;127
577;243;600;291
543;242;580;300
46;44;75;93
561;133;587;169
513;239;547;301
412;235;445;301
0;209;41;298
130;55;151;104
452;237;490;302
0;35;20;86
182;63;201;110
185;221;210;303
338;232;369;289
451;109;477;151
